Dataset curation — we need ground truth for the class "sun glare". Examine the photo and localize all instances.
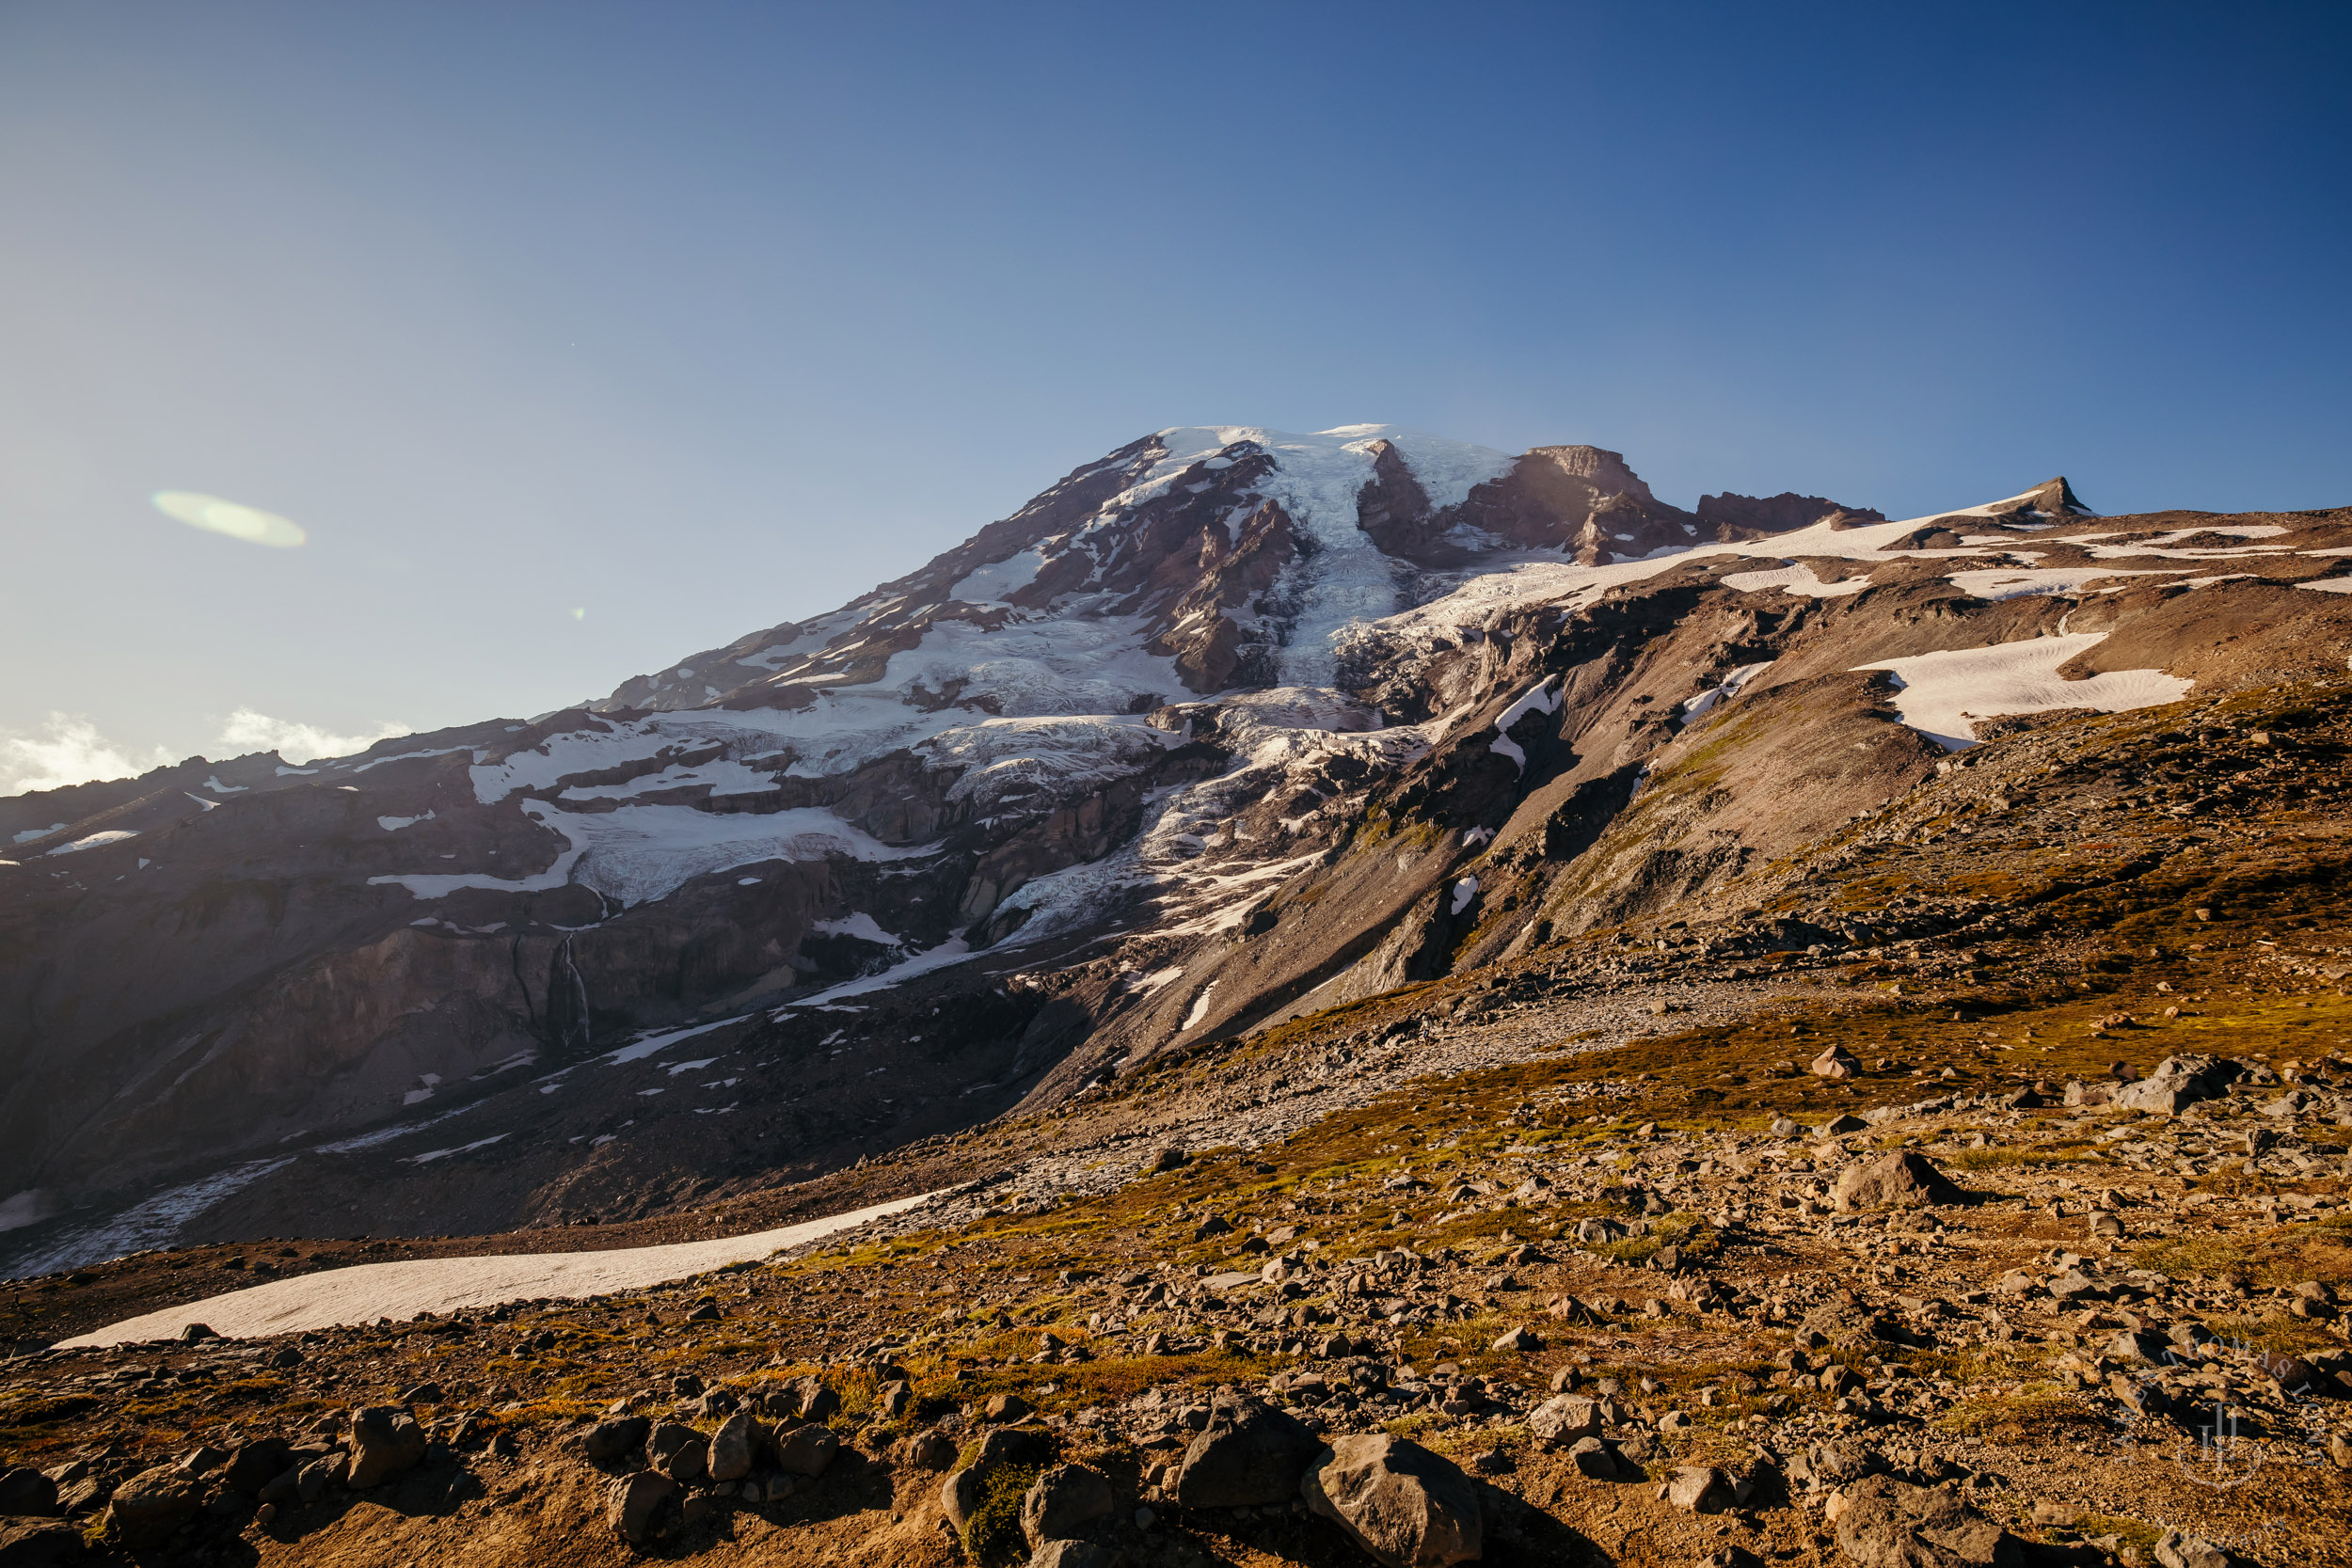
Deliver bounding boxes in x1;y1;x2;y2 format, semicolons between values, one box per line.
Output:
151;490;308;548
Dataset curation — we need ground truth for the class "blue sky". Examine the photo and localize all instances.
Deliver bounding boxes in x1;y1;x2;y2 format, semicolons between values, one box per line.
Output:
4;1;2348;788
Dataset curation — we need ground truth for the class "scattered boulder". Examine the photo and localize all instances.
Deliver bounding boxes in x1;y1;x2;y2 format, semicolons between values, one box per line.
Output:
605;1469;679;1546
1176;1399;1319;1508
1490;1325;1541;1354
1834;1152;1963;1212
1833;1474;2020;1568
216;1438;294;1497
647;1421;709;1484
103;1465;202;1549
2154;1531;2232;1568
1667;1465;1733;1513
774;1424;841;1478
584;1416;650;1462
784;1375;839;1420
1301;1433;1482;1568
1021;1465;1116;1548
1529;1395;1604;1444
944;1427;1060;1530
1147;1148;1188;1174
1812;1047;1859;1080
346;1406;429;1489
1566;1437;1629;1480
2109;1055;2235;1115
900;1428;959;1469
707;1412;762;1482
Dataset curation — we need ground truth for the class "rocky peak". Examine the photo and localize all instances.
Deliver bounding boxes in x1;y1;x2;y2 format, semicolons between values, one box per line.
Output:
1694;490;1887;537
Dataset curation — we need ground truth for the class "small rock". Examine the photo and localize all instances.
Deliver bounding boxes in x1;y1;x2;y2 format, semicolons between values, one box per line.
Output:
985;1391;1034;1422
1147;1148;1188;1174
1489;1325;1541;1354
1812;1047;1859;1080
901;1427;958;1469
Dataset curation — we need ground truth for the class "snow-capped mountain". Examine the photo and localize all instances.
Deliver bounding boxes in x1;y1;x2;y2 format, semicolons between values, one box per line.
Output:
6;424;2349;1273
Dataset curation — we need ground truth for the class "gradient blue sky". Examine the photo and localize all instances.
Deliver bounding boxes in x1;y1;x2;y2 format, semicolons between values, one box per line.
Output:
5;1;2348;789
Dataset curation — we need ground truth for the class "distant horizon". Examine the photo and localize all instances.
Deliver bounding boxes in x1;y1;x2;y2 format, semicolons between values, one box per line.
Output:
6;2;2347;793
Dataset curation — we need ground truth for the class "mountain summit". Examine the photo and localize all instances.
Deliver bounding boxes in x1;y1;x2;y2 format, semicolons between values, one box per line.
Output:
4;425;2347;1275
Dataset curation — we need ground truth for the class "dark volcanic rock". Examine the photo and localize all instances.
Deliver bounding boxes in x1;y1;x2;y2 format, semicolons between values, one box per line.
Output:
1175;1399;1319;1508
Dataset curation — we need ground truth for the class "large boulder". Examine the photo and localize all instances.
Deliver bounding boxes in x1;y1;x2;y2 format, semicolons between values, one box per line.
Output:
604;1469;679;1545
1834;1152;1963;1212
1668;1465;1734;1513
0;1518;80;1566
103;1465;201;1549
2110;1055;2236;1115
1175;1399;1319;1509
1834;1475;2021;1568
774;1423;840;1478
1529;1394;1604;1444
346;1405;429;1489
0;1469;58;1517
216;1438;294;1496
2154;1531;2232;1568
944;1428;1060;1529
647;1421;709;1484
1021;1465;1115;1548
583;1416;650;1462
707;1412;763;1482
790;1375;842;1421
1301;1433;1482;1568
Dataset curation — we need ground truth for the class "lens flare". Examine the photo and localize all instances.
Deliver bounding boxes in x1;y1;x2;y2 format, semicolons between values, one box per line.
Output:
151;491;307;548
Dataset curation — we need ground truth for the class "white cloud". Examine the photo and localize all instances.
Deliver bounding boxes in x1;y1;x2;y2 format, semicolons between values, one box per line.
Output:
219;709;409;765
0;714;176;797
0;707;415;798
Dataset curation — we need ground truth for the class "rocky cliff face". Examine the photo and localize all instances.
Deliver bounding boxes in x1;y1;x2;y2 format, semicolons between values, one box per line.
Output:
6;422;2350;1275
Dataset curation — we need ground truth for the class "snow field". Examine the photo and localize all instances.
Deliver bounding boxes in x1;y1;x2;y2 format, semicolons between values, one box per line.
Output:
57;1193;943;1347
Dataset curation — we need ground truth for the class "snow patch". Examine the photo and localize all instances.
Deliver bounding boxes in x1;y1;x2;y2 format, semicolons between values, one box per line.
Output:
1681;661;1776;723
1718;562;1870;598
45;830;137;857
1852;633;2193;750
1489;677;1560;771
